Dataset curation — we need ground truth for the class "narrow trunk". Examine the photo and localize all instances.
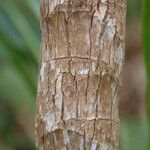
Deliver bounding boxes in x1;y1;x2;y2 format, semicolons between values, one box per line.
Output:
36;0;126;149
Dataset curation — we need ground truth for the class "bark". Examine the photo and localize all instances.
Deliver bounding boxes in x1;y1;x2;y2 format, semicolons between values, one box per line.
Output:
36;0;126;149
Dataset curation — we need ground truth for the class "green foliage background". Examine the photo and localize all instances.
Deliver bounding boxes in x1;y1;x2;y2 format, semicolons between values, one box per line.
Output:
0;0;39;149
0;0;148;149
142;0;150;148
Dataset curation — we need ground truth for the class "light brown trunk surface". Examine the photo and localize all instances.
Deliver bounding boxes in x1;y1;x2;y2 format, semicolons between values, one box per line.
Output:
36;0;126;149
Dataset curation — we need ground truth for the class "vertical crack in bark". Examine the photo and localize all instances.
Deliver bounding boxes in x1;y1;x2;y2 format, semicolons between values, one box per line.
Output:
85;2;95;120
83;130;86;149
61;74;65;123
74;72;79;119
65;0;72;73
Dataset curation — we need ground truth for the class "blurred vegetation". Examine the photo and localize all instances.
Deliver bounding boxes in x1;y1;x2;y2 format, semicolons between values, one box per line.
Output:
0;0;148;149
0;0;39;149
142;0;150;148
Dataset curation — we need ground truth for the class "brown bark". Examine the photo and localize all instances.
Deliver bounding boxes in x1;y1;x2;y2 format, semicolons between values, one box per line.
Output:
36;0;126;149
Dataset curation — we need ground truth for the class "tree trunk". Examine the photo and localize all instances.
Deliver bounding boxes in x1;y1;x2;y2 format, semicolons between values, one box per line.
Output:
36;0;126;149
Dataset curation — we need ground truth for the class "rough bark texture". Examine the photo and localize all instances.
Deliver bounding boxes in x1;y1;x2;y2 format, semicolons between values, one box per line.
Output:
36;0;126;149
